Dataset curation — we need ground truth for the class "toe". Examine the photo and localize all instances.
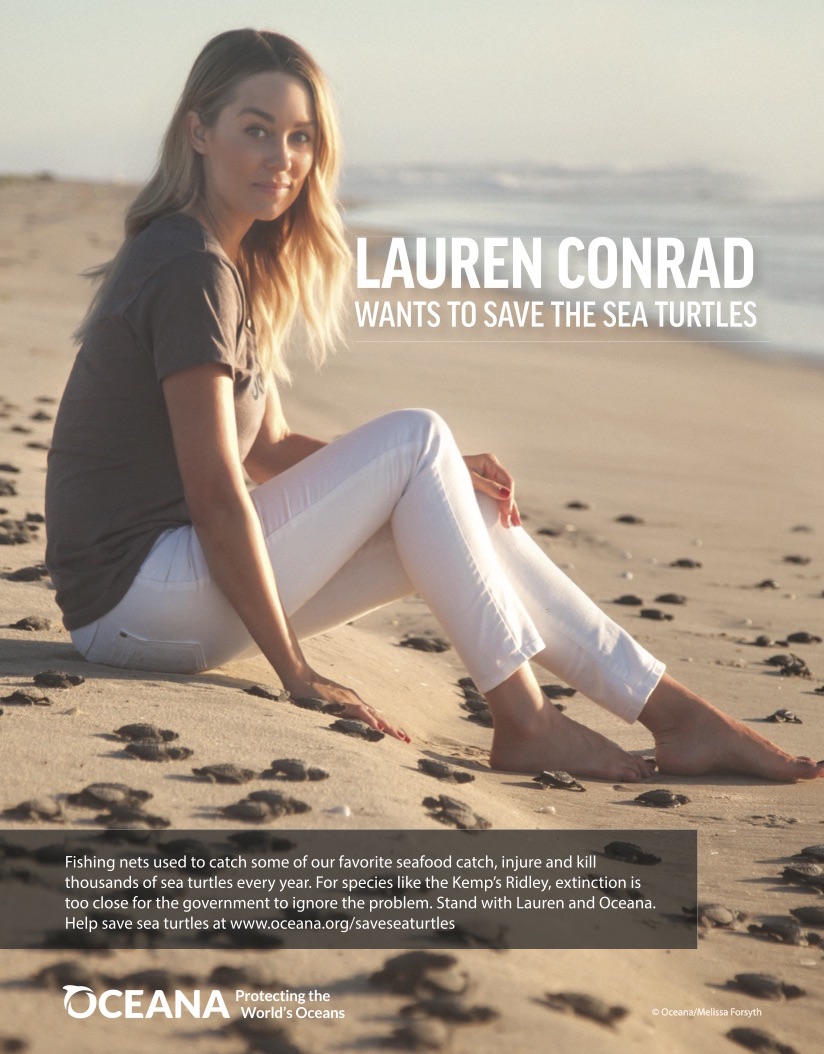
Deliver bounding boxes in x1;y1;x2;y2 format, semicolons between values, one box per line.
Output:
790;758;822;780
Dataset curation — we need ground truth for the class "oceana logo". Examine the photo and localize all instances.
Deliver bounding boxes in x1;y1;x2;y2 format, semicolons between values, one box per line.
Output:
62;985;229;1019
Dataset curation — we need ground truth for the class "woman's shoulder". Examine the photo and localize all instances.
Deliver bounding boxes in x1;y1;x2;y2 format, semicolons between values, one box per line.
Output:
112;214;242;313
131;212;230;275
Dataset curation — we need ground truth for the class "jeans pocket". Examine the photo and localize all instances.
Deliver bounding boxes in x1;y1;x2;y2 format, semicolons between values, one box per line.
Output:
97;630;207;674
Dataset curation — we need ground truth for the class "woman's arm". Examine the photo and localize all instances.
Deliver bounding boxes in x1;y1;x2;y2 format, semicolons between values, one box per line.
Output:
243;383;326;483
162;363;408;740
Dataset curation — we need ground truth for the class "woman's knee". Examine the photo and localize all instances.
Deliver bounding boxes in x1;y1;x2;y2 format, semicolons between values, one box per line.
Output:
378;407;455;454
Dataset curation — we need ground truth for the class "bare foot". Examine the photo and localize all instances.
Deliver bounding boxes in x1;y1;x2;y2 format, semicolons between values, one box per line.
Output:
489;704;654;781
484;667;653;780
639;675;824;783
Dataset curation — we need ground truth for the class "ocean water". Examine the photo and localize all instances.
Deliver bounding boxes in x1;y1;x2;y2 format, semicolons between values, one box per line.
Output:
342;165;824;362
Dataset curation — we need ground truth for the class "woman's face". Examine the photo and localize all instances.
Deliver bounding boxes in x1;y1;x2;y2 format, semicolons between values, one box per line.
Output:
188;71;316;249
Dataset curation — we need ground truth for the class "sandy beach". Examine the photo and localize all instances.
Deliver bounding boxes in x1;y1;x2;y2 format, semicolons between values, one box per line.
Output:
1;177;823;1054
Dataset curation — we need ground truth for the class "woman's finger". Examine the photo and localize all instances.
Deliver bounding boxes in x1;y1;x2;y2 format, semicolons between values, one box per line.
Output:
464;453;512;487
286;671;408;742
468;469;521;528
475;472;517;525
347;700;410;743
470;470;512;502
510;500;523;527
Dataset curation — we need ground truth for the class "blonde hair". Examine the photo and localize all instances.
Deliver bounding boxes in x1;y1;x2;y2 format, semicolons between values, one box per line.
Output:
77;29;351;381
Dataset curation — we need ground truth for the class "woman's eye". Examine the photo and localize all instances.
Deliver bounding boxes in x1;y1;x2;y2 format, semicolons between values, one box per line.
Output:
292;131;312;145
244;125;268;138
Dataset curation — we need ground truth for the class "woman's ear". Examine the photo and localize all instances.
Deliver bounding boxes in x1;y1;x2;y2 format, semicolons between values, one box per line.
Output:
186;111;209;155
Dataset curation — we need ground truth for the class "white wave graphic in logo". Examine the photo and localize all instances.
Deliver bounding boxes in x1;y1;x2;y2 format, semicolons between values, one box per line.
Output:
63;985;96;1018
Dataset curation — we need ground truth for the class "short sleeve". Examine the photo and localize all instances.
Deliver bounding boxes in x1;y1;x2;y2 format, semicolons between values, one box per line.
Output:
129;251;246;382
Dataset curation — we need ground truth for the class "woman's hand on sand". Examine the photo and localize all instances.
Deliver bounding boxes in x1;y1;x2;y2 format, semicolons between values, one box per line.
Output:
282;668;410;742
463;452;522;528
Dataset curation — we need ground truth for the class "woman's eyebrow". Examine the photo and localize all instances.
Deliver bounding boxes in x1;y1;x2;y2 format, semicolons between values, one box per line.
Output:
238;106;276;122
237;106;315;127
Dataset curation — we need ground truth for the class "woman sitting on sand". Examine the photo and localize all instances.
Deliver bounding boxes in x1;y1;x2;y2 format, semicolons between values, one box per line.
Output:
45;29;820;785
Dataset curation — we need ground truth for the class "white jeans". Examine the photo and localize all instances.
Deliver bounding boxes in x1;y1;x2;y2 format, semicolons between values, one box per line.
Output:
71;409;664;721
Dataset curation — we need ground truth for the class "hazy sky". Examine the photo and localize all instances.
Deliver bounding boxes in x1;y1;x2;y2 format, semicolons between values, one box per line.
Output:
1;0;821;197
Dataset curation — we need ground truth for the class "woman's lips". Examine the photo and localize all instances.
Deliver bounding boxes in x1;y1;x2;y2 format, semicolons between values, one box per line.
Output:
254;182;291;194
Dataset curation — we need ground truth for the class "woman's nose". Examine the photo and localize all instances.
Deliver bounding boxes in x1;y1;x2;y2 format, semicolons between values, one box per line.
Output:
266;137;291;171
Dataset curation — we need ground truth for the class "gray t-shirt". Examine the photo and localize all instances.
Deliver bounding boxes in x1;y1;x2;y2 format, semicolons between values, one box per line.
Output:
46;213;266;630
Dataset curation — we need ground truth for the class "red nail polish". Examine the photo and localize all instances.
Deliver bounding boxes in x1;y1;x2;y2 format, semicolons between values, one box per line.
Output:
500;487;511;499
